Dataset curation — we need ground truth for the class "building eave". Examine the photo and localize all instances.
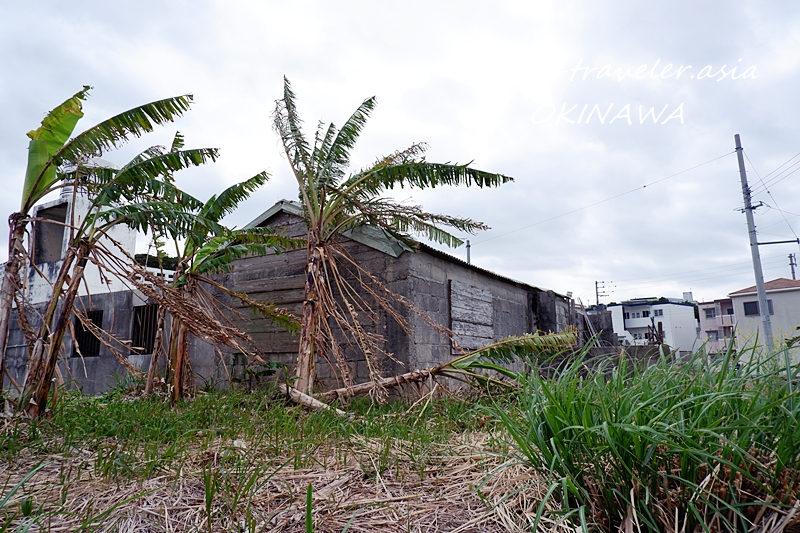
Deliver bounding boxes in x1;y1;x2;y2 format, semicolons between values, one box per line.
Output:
245;200;569;299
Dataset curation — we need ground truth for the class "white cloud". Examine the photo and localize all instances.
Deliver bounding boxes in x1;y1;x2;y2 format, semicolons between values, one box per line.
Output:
1;0;799;305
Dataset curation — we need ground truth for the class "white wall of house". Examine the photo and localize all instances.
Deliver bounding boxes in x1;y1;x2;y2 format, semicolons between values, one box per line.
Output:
26;190;138;304
609;301;699;354
730;287;800;351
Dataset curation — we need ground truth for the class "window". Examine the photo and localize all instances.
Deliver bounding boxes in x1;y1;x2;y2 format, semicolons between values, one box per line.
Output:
743;300;773;316
73;310;103;357
726;308;734;315
34;203;68;264
623;312;630;320
654;309;663;317
642;310;650;318
704;308;716;319
132;305;159;354
707;331;719;341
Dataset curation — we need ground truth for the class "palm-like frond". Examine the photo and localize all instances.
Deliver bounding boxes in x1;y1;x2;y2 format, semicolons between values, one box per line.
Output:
438;332;578;384
119;145;167;171
345;161;514;198
274;78;317;219
170;131;185;152
198;277;300;334
190;228;303;276
274;78;311;176
202;171;270;222
92;201;225;240
22;87;90;211
446;332;578;370
311;121;338;180
318;97;376;187
326;194;488;248
82;149;216;211
53;94;194;167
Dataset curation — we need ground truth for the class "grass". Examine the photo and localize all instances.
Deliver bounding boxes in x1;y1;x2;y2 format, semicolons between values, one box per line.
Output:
494;343;800;532
1;383;515;532
4;342;800;531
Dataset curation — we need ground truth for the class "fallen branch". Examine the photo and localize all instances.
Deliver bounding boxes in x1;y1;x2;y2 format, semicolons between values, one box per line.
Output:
317;332;577;402
277;383;349;418
319;369;435;401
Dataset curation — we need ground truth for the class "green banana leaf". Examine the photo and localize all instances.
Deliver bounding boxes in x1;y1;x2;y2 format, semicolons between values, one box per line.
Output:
22;87;89;211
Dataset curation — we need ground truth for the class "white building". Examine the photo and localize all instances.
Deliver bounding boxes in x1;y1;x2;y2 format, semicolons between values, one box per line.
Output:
697;298;736;353
26;188;140;303
729;278;800;352
608;299;699;355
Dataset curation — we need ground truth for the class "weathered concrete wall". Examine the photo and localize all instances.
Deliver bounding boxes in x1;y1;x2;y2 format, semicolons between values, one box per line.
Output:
221;210;581;391
403;249;532;371
222;211;413;389
587;310;618;346
6;290;138;395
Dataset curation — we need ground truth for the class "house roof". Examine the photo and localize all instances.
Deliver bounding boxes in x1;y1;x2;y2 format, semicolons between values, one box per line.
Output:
729;278;800;296
245;200;567;299
607;301;695;308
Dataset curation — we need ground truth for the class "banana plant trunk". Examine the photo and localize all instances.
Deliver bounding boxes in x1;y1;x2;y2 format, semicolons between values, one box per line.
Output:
17;244;78;412
144;305;167;396
296;245;323;395
0;214;28;388
23;241;89;417
170;323;189;404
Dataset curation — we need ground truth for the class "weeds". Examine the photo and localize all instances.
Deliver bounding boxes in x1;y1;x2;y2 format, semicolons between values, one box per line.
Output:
1;382;502;531
493;342;800;532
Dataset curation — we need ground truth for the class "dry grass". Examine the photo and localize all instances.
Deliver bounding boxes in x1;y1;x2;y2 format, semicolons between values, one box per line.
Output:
1;427;559;532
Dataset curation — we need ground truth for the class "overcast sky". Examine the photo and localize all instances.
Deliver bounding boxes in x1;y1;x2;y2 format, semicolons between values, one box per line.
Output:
2;1;800;306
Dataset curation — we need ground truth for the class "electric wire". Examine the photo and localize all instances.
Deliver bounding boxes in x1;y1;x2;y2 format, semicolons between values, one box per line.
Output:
744;150;800;258
749;150;800;195
610;267;786;295
609;257;788;293
610;254;789;284
471;151;735;245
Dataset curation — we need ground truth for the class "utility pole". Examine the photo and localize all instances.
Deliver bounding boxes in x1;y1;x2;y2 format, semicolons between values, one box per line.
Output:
595;281;608;307
735;134;774;352
790;253;797;280
466;240;471;264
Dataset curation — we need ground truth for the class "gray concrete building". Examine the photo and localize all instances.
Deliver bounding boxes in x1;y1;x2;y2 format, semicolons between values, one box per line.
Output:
220;200;580;389
4;196;581;395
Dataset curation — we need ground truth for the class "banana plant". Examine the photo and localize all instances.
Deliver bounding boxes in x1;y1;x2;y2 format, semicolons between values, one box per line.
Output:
1;88;195;390
141;172;303;402
273;77;513;395
20;133;218;417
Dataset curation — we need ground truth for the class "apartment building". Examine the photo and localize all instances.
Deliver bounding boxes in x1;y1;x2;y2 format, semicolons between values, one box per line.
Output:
608;298;699;355
697;298;735;353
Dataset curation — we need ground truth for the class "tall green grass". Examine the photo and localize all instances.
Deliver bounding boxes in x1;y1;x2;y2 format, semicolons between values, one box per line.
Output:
494;344;800;532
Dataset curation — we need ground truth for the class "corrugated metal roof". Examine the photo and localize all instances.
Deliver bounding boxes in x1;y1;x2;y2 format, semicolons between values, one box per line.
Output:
245;200;565;298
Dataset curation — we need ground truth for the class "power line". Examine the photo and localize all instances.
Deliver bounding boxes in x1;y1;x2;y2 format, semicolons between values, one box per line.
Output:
744;150;800;259
472;151;735;245
749;150;800;195
610;257;788;292
609;260;789;294
611;254;788;285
